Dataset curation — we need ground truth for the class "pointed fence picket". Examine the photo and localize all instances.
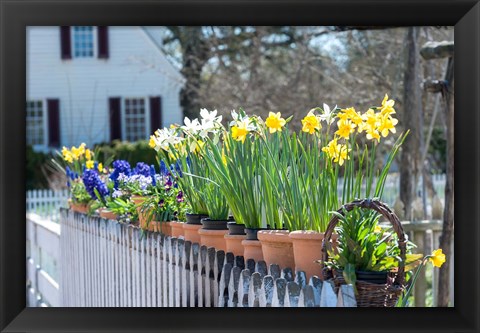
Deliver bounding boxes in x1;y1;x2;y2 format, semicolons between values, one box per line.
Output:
57;208;356;307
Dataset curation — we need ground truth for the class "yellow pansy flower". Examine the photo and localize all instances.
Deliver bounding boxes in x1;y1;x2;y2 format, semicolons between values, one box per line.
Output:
231;121;249;143
265;112;286;133
429;249;446;268
301;111;321;134
86;160;94;169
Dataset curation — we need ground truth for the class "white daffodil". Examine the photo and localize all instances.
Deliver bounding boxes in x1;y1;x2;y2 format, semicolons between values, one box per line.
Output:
319;103;337;125
182;117;202;134
200;108;222;124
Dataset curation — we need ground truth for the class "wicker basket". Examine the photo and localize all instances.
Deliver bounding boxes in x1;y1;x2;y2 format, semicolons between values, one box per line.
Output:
321;198;407;307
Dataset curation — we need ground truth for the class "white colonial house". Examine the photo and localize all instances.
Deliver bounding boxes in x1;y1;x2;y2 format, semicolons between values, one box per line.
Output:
26;26;184;152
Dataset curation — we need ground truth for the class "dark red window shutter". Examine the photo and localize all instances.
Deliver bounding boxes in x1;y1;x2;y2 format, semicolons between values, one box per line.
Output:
97;26;109;59
109;97;122;141
60;26;71;60
149;96;162;133
47;99;61;147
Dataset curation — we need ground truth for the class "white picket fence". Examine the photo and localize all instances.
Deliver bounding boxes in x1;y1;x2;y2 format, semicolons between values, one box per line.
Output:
26;189;69;223
26;213;61;307
59;208;356;307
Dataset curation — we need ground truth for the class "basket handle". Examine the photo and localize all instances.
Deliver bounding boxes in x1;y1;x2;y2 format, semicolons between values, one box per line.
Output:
321;198;407;285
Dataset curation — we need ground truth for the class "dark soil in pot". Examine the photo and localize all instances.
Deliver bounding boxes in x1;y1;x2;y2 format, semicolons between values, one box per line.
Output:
201;218;228;230
227;221;246;235
245;227;270;240
335;269;388;285
186;213;208;225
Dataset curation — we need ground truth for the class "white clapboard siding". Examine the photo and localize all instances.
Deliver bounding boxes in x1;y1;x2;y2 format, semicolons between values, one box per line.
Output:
27;26;184;151
58;209;356;307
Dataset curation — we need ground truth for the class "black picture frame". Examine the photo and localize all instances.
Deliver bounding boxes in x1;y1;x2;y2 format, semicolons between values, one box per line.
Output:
1;0;479;332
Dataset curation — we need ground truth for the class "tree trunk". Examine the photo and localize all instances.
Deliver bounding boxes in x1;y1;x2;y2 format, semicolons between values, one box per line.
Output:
438;57;454;307
400;27;422;220
179;27;210;120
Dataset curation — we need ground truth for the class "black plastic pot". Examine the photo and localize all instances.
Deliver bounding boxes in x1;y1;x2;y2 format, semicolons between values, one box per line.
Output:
356;270;388;284
335;269;388;285
227;221;246;235
201;218;228;230
186;213;208;225
245;227;270;240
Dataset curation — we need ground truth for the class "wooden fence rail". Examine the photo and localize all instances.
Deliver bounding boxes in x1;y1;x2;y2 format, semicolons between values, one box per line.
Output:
59;208;356;307
26;189;69;223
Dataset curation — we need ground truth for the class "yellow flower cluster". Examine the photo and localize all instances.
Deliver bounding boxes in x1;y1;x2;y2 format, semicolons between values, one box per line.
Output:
321;138;351;166
62;143;92;163
62;143;102;171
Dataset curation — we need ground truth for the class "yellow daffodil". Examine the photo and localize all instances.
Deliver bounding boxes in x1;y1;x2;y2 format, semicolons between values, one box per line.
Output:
374;225;382;233
429;248;446;268
78;143;86;155
380;94;396;116
335;119;356;139
301;111;321;134
98;163;103;172
221;148;228;166
377;115;398;137
194;140;205;154
85;149;92;160
322;138;339;159
64;152;73;163
362;109;381;141
86;160;94;169
265;112;286;133
334;143;350;166
345;107;363;127
231;121;249;143
149;135;156;149
62;146;69;157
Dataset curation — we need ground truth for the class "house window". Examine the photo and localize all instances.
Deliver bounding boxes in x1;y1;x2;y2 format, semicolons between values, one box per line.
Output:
26;100;45;146
72;26;95;58
123;98;148;142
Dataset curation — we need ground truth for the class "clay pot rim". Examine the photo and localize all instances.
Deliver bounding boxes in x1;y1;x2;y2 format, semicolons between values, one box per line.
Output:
257;229;292;243
182;223;203;230
241;239;262;246
198;229;229;236
224;234;247;240
289;230;325;240
170;221;185;225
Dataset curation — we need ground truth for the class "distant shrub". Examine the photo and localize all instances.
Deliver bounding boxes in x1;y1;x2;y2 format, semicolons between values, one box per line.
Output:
94;140;158;168
26;145;52;190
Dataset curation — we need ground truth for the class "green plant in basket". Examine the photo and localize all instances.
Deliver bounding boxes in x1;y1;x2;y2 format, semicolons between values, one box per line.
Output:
325;206;421;293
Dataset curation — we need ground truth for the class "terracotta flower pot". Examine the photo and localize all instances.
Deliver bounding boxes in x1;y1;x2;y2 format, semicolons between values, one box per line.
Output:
170;221;185;238
183;223;202;244
198;228;229;251
289;230;326;279
258;230;294;270
131;195;147;227
241;240;263;262
224;234;246;257
186;213;208;225
155;221;172;236
99;208;118;220
69;200;89;214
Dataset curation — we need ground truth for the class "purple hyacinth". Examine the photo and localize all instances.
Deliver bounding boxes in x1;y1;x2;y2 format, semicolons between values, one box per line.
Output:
159;160;168;176
133;162;150;177
150;165;157;186
109;160;131;188
82;169;109;200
